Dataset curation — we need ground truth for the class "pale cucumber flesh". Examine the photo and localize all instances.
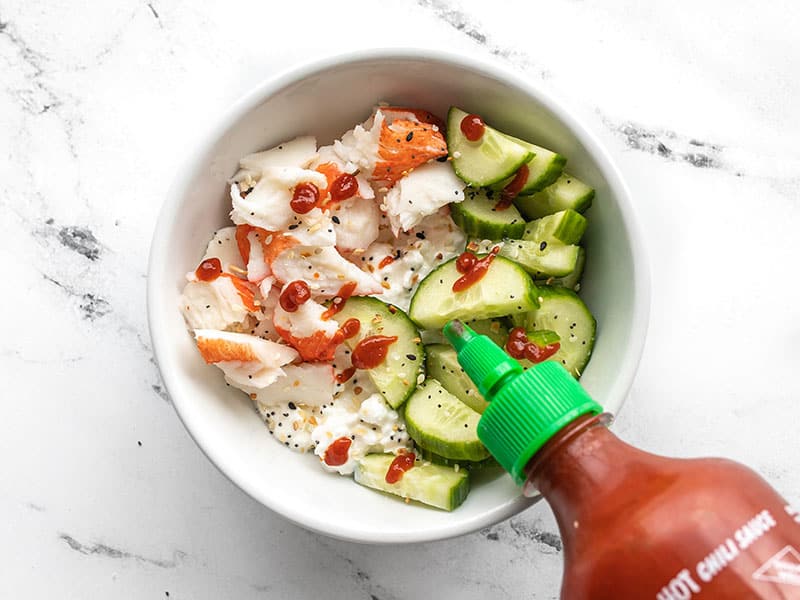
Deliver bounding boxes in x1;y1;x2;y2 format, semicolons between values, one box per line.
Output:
408;255;539;330
425;344;488;414
447;107;534;187
354;454;470;511
404;379;490;461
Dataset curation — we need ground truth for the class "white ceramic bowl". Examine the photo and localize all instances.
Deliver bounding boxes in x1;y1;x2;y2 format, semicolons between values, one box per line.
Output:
147;48;649;544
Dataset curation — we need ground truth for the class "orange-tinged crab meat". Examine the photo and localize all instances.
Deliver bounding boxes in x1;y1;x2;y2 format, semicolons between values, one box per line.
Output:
380;106;446;130
196;333;261;364
221;274;259;312
274;327;340;363
194;330;299;391
235;224;300;280
373;118;448;186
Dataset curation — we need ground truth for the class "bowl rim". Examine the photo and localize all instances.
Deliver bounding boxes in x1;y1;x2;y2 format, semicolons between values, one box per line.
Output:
147;47;651;544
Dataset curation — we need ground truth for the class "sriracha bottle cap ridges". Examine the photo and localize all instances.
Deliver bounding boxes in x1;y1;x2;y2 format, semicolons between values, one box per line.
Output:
443;320;602;484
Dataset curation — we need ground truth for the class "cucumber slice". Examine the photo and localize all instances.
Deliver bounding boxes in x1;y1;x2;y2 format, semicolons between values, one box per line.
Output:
498;240;580;278
516;329;562;370
332;297;424;408
451;188;525;240
417;447;499;470
425;344;488;413
525;329;560;346
464;317;509;347
523;286;596;377
491;136;566;195
523;209;588;245
408;255;539;330
447;107;534;187
354;454;469;511
404;379;490;461
514;173;594;220
536;246;586;292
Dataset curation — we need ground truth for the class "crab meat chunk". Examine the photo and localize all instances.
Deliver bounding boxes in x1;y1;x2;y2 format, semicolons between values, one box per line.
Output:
253;363;334;407
232;136;318;185
330;197;381;251
271;246;383;298
230;167;327;232
194;330;298;390
180;274;258;331
383;160;465;235
273;293;341;362
201;226;245;275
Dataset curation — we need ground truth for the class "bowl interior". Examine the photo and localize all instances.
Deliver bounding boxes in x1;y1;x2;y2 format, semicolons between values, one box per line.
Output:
148;52;647;543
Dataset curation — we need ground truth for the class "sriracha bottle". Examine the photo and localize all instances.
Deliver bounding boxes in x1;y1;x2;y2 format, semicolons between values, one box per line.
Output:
444;321;800;599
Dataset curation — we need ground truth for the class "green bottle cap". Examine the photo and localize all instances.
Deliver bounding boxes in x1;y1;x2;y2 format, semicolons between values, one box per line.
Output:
443;320;602;485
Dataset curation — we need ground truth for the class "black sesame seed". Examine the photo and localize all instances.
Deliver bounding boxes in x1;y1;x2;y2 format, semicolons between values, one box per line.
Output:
288;402;297;410
416;232;426;240
539;241;548;251
406;131;414;142
406;354;417;360
288;224;299;230
437;155;448;162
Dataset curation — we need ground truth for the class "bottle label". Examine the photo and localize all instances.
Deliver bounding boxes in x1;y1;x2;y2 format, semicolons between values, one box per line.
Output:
655;505;800;599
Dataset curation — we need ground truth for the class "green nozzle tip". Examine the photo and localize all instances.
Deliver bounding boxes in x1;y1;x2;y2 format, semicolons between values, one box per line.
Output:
443;320;477;352
443;318;603;486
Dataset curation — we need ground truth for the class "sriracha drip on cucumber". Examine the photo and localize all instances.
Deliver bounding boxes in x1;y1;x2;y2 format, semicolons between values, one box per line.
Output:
452;246;500;292
459;113;485;141
385;451;416;484
443;320;800;599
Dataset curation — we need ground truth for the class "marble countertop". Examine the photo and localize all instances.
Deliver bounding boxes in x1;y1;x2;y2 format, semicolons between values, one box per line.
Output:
3;0;800;597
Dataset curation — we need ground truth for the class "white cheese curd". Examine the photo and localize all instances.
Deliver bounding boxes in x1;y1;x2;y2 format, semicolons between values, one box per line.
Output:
383;160;466;235
257;401;319;453
232;136;318;184
330;197;381;251
271;246;383;298
331;343;378;399
332;110;385;173
356;209;465;311
254;363;334;407
180;276;251;331
201;226;245;274
230;167;328;232
193;330;298;390
312;392;411;475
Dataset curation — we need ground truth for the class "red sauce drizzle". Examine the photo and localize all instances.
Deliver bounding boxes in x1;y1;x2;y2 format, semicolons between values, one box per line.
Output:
290;182;320;214
195;257;222;282
279;280;311;312
351;335;398;369
506;327;561;363
498;164;529;209
336;366;357;384
385;452;416;484
321;281;358;320
455;251;477;274
452;246;500;292
460;114;485;141
378;255;395;269
339;318;361;340
324;437;352;466
329;173;358;203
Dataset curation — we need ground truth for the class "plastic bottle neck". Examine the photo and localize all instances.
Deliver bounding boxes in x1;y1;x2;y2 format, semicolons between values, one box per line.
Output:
524;413;637;528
